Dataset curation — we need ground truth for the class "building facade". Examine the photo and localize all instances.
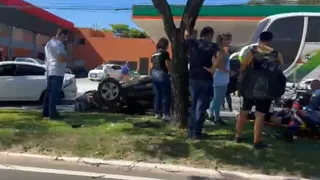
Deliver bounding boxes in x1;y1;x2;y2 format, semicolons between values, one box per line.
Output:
132;5;320;45
72;28;156;74
0;0;74;60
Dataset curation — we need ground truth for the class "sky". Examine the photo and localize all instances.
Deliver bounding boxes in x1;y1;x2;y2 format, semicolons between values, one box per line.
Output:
25;0;248;29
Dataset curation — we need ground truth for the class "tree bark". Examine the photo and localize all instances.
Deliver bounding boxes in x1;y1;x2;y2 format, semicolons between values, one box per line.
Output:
170;28;189;128
151;0;204;128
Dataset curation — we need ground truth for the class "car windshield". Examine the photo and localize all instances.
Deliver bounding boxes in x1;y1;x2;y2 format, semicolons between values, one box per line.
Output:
34;58;45;65
15;58;45;65
95;65;104;70
250;18;270;43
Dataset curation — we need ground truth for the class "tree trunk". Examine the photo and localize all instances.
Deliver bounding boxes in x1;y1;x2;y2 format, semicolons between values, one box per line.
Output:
170;28;189;128
151;0;204;128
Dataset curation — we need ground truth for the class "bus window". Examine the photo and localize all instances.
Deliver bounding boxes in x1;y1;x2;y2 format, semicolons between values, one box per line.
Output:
306;17;320;42
266;16;304;70
250;19;270;43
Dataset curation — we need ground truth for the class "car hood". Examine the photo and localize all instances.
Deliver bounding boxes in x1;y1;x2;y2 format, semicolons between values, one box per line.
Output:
89;69;104;74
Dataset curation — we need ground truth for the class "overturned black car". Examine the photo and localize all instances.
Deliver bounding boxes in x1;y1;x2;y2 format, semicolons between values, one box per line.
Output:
75;59;242;114
75;76;155;114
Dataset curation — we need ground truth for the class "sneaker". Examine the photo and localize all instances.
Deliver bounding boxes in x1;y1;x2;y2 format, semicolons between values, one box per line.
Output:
193;133;210;140
162;115;170;122
215;118;228;125
155;114;161;119
234;137;243;143
253;141;269;150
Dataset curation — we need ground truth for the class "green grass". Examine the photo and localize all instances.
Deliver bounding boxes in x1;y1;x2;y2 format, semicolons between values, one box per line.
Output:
0;109;319;178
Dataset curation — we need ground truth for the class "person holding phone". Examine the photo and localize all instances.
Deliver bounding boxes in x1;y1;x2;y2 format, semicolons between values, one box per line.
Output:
42;29;71;119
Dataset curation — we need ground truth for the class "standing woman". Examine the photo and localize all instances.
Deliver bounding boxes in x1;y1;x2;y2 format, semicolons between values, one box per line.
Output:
206;33;232;124
151;38;171;121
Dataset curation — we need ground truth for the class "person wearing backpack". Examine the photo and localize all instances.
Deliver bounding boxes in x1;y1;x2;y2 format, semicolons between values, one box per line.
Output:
234;31;285;149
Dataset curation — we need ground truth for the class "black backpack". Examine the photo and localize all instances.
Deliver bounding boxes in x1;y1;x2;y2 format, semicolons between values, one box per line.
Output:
238;46;287;100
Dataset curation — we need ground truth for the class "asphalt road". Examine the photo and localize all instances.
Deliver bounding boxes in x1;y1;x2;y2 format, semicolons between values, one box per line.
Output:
76;78;99;94
0;155;233;180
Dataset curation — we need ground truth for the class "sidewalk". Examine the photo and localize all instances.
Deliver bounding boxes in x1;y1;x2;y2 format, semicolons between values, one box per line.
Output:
0;152;314;180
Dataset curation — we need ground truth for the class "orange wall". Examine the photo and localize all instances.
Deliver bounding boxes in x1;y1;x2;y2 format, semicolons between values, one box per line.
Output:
0;46;8;59
13;48;32;58
72;28;155;70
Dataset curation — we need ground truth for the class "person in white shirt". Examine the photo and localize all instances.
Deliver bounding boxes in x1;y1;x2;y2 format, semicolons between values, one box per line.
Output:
42;29;70;119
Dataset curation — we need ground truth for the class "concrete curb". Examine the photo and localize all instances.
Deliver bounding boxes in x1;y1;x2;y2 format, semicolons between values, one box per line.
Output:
0;152;315;180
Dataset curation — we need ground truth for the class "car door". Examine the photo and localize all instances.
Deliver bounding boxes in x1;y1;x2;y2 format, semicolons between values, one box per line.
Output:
0;64;17;100
14;64;46;101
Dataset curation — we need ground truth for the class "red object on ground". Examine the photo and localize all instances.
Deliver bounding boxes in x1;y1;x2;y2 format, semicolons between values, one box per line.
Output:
0;0;74;29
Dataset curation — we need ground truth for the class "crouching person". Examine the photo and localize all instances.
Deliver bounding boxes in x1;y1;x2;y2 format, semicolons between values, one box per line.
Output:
275;80;320;141
151;38;171;122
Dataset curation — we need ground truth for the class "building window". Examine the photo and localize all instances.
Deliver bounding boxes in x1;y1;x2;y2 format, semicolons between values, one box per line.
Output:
75;38;85;45
0;23;11;37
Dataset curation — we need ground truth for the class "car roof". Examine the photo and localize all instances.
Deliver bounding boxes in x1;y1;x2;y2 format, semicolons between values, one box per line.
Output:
0;61;45;68
104;63;121;66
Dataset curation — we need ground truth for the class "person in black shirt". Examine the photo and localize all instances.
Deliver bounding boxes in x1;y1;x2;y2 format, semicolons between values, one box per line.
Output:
185;26;219;139
151;38;171;121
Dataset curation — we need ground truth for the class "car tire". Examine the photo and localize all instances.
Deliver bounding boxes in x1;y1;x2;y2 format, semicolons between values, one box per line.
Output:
97;77;123;106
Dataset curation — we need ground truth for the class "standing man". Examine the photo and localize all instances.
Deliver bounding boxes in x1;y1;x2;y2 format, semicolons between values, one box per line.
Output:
185;25;219;139
42;29;70;119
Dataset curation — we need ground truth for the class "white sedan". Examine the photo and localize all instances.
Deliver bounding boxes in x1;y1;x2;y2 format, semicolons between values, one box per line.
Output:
0;61;77;101
15;57;73;74
88;64;122;81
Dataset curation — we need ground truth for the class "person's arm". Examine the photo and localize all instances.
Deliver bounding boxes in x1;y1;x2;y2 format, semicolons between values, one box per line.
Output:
277;53;284;66
214;52;229;72
204;51;227;74
240;50;253;72
57;43;68;62
164;51;171;72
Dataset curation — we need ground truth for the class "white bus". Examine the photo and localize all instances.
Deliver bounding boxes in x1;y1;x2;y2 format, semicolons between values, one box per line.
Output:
231;13;320;82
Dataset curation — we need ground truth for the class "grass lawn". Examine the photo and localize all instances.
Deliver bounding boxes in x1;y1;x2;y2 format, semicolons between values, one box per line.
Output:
0;109;319;178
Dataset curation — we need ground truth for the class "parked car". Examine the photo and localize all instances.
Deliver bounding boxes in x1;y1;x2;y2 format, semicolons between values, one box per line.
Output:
0;61;77;101
88;64;122;81
15;57;73;74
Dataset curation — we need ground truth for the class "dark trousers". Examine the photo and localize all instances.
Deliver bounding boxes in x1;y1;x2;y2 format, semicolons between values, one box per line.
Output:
151;69;171;116
189;79;212;135
42;75;64;118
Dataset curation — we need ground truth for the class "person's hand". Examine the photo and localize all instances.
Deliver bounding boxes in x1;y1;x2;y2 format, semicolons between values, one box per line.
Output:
203;66;214;74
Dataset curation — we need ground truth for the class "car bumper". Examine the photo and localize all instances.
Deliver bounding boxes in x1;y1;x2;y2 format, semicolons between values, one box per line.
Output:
63;82;78;99
88;72;104;80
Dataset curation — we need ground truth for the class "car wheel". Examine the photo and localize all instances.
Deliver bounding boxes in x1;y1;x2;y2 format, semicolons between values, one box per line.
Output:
97;77;123;106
